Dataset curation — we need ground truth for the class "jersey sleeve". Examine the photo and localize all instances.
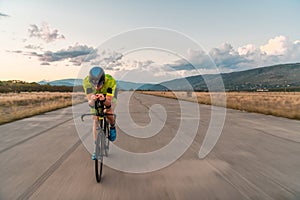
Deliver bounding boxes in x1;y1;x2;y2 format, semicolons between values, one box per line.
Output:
107;84;116;97
105;75;117;97
82;76;94;94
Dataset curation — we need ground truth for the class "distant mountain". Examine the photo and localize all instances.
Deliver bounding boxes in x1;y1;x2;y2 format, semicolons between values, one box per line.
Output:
38;79;152;90
117;81;147;90
38;80;49;85
38;78;146;90
141;63;300;91
38;63;300;91
38;79;83;87
137;83;156;90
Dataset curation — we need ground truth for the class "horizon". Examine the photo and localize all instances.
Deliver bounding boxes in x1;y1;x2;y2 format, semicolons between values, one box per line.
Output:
1;1;300;83
1;62;298;84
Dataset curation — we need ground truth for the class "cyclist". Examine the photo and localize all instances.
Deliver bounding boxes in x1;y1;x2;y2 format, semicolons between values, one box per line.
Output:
82;66;117;160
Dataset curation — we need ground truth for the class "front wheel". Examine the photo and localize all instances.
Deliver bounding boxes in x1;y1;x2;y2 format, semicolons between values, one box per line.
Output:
95;158;103;183
95;129;104;183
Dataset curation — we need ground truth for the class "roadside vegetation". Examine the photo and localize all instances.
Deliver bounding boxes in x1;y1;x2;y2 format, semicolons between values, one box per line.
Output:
1;79;299;124
142;91;300;120
0;80;83;93
0;92;86;125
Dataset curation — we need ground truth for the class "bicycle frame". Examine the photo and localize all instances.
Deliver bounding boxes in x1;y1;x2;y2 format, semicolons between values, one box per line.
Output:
81;99;112;182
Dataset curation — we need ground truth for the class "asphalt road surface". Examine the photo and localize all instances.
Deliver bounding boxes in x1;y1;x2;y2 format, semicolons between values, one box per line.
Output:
1;92;300;200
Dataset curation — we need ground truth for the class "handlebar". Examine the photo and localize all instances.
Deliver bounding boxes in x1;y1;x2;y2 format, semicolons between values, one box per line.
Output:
81;113;115;122
81;95;114;122
81;113;94;121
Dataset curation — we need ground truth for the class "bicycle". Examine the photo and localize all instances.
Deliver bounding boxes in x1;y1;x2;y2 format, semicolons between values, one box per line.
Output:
81;98;112;183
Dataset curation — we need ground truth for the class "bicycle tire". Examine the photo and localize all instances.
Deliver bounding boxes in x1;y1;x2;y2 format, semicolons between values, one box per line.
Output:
105;138;109;157
104;123;110;157
95;129;104;183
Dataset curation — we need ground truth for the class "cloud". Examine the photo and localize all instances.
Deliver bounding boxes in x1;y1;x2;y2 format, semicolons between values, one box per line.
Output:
166;49;214;71
0;12;9;17
168;43;250;71
11;44;126;66
210;43;250;69
28;23;65;43
7;50;23;54
281;39;300;62
110;35;300;82
167;62;195;71
238;44;256;56
41;62;50;65
260;35;288;56
102;51;123;64
24;44;43;50
8;34;300;80
240;36;300;67
112;60;173;83
168;35;300;73
25;44;97;65
90;50;124;69
43;45;96;64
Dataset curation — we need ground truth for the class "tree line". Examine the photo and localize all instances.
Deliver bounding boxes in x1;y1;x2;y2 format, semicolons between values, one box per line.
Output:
0;80;84;93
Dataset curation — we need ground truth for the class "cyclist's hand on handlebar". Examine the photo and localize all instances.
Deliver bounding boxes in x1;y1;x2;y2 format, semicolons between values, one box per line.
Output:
92;94;105;101
89;94;101;106
91;94;97;100
96;94;105;101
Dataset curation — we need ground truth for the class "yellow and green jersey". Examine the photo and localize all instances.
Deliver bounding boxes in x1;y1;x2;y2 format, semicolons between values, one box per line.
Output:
82;74;117;102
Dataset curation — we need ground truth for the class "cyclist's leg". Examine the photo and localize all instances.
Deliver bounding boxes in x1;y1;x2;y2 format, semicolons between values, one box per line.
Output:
106;94;117;141
106;102;116;124
90;107;99;141
106;88;118;125
92;116;99;141
91;116;99;160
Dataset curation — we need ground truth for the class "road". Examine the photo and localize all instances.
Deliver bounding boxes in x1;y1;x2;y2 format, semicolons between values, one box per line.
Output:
1;92;300;200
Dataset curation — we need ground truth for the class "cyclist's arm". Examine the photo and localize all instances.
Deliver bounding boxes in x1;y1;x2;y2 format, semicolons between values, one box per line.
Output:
84;87;96;107
103;84;116;108
83;77;96;107
86;89;109;107
88;95;96;107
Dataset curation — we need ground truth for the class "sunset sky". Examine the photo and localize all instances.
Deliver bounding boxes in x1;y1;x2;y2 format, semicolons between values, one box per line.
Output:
1;0;300;83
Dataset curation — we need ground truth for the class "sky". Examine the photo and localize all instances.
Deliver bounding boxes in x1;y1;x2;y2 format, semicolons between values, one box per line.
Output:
1;0;300;83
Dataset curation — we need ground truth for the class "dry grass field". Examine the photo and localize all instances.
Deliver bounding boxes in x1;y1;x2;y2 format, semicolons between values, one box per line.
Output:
142;91;300;120
0;92;86;124
1;91;299;124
